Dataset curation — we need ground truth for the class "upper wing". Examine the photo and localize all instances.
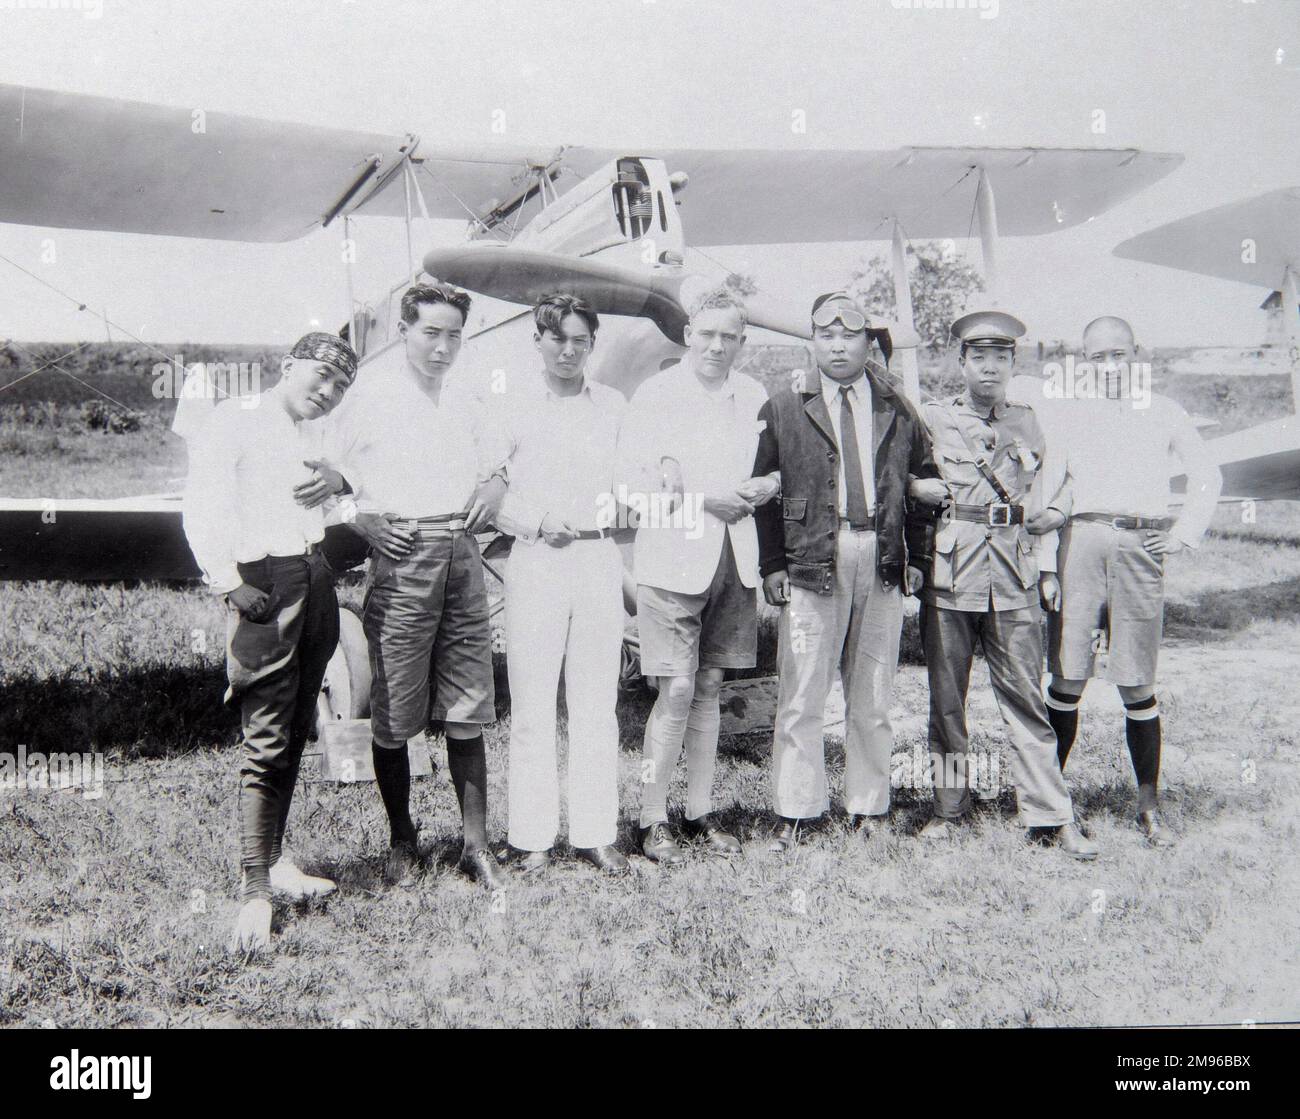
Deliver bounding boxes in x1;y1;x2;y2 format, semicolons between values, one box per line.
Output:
628;146;1184;244
0;83;550;241
1113;188;1300;288
2;86;1183;248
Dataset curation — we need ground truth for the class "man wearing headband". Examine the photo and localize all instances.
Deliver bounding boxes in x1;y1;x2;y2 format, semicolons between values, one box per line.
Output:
183;331;358;951
911;311;1095;858
617;289;778;864
755;292;938;851
1024;316;1221;848
319;283;508;890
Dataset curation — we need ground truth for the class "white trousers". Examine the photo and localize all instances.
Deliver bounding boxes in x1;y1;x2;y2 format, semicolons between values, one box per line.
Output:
772;528;905;819
505;538;624;851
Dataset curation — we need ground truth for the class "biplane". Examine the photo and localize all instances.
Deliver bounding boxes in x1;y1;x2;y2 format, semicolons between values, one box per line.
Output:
1113;187;1300;502
2;81;1287;726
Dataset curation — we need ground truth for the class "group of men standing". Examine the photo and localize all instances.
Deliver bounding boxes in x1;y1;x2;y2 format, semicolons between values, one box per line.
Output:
183;279;1221;952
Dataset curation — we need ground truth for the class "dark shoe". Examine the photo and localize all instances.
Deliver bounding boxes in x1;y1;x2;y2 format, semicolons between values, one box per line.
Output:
509;846;553;874
682;813;742;856
575;845;630;874
768;818;801;853
459;845;507;889
639;822;685;865
1136;809;1176;848
1028;821;1098;861
384;839;421;888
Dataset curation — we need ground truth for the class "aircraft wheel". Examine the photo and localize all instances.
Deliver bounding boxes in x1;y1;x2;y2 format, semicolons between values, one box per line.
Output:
319;604;371;722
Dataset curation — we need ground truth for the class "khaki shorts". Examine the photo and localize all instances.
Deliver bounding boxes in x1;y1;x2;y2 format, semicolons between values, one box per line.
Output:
636;534;757;677
363;527;495;740
1047;520;1164;687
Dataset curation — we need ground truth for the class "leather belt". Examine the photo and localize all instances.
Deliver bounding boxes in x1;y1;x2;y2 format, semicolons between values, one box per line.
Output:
570;528;612;540
949;502;1024;526
400;513;467;533
1072;512;1173;532
838;516;875;532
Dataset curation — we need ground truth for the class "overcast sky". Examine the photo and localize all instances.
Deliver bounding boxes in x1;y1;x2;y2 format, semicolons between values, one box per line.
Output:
0;0;1296;348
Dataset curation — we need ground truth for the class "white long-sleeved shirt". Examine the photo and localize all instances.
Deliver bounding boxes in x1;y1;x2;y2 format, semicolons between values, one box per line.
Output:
1028;389;1222;559
182;394;330;595
322;346;506;518
491;378;626;543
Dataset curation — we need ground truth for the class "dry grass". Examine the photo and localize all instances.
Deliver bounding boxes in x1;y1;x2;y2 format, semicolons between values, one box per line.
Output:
3;517;1299;1027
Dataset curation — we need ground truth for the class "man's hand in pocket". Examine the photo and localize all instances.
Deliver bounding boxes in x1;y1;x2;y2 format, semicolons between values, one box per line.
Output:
227;583;272;622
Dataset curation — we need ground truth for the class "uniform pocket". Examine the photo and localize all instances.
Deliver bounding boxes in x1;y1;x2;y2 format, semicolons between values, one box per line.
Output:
937;448;984;491
1015;534;1038;590
782;498;807;522
930;523;957;592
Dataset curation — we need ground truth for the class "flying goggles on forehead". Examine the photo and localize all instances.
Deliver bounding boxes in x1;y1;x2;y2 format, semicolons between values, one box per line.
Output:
811;302;893;363
812;304;869;332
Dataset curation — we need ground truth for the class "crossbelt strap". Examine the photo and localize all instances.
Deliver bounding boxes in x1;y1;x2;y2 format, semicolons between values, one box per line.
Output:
950;421;1015;505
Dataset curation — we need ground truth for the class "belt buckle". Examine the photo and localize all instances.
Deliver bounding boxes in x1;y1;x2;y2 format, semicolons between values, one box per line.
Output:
987;503;1011;527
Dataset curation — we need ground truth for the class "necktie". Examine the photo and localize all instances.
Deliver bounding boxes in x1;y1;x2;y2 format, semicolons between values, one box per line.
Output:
839;386;871;523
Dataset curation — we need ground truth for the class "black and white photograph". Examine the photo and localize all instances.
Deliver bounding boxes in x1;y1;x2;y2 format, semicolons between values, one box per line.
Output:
0;0;1295;1062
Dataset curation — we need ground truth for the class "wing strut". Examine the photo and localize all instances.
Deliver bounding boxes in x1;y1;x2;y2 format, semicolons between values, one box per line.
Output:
890;220;922;403
879;165;1000;405
1283;262;1300;412
975;166;1000;306
344;214;359;348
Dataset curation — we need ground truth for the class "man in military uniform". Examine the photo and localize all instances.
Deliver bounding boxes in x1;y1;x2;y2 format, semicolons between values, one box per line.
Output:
911;311;1096;859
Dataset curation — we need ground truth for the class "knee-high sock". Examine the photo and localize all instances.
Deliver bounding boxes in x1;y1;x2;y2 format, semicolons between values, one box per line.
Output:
1046;687;1082;771
372;741;417;848
639;686;692;828
447;734;489;852
683;692;721;822
1124;696;1161;813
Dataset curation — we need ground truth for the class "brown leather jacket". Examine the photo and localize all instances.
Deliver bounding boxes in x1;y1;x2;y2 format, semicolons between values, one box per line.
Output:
754;365;938;593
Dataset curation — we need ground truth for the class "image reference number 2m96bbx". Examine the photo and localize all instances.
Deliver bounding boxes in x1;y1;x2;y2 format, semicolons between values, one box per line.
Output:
1118;1056;1252;1069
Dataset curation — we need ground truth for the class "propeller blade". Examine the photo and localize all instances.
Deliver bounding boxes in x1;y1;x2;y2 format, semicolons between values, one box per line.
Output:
422;244;693;343
423;243;892;361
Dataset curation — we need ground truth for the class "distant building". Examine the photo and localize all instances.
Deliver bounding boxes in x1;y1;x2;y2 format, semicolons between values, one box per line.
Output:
1260;291;1299;348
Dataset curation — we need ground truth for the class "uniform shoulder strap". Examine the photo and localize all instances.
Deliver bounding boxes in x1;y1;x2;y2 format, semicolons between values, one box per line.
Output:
950;415;1015;504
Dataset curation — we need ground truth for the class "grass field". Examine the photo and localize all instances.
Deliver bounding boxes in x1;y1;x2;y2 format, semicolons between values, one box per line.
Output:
2;345;1298;1027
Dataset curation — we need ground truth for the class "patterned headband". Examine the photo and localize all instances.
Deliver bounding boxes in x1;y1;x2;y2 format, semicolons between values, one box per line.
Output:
289;332;359;382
